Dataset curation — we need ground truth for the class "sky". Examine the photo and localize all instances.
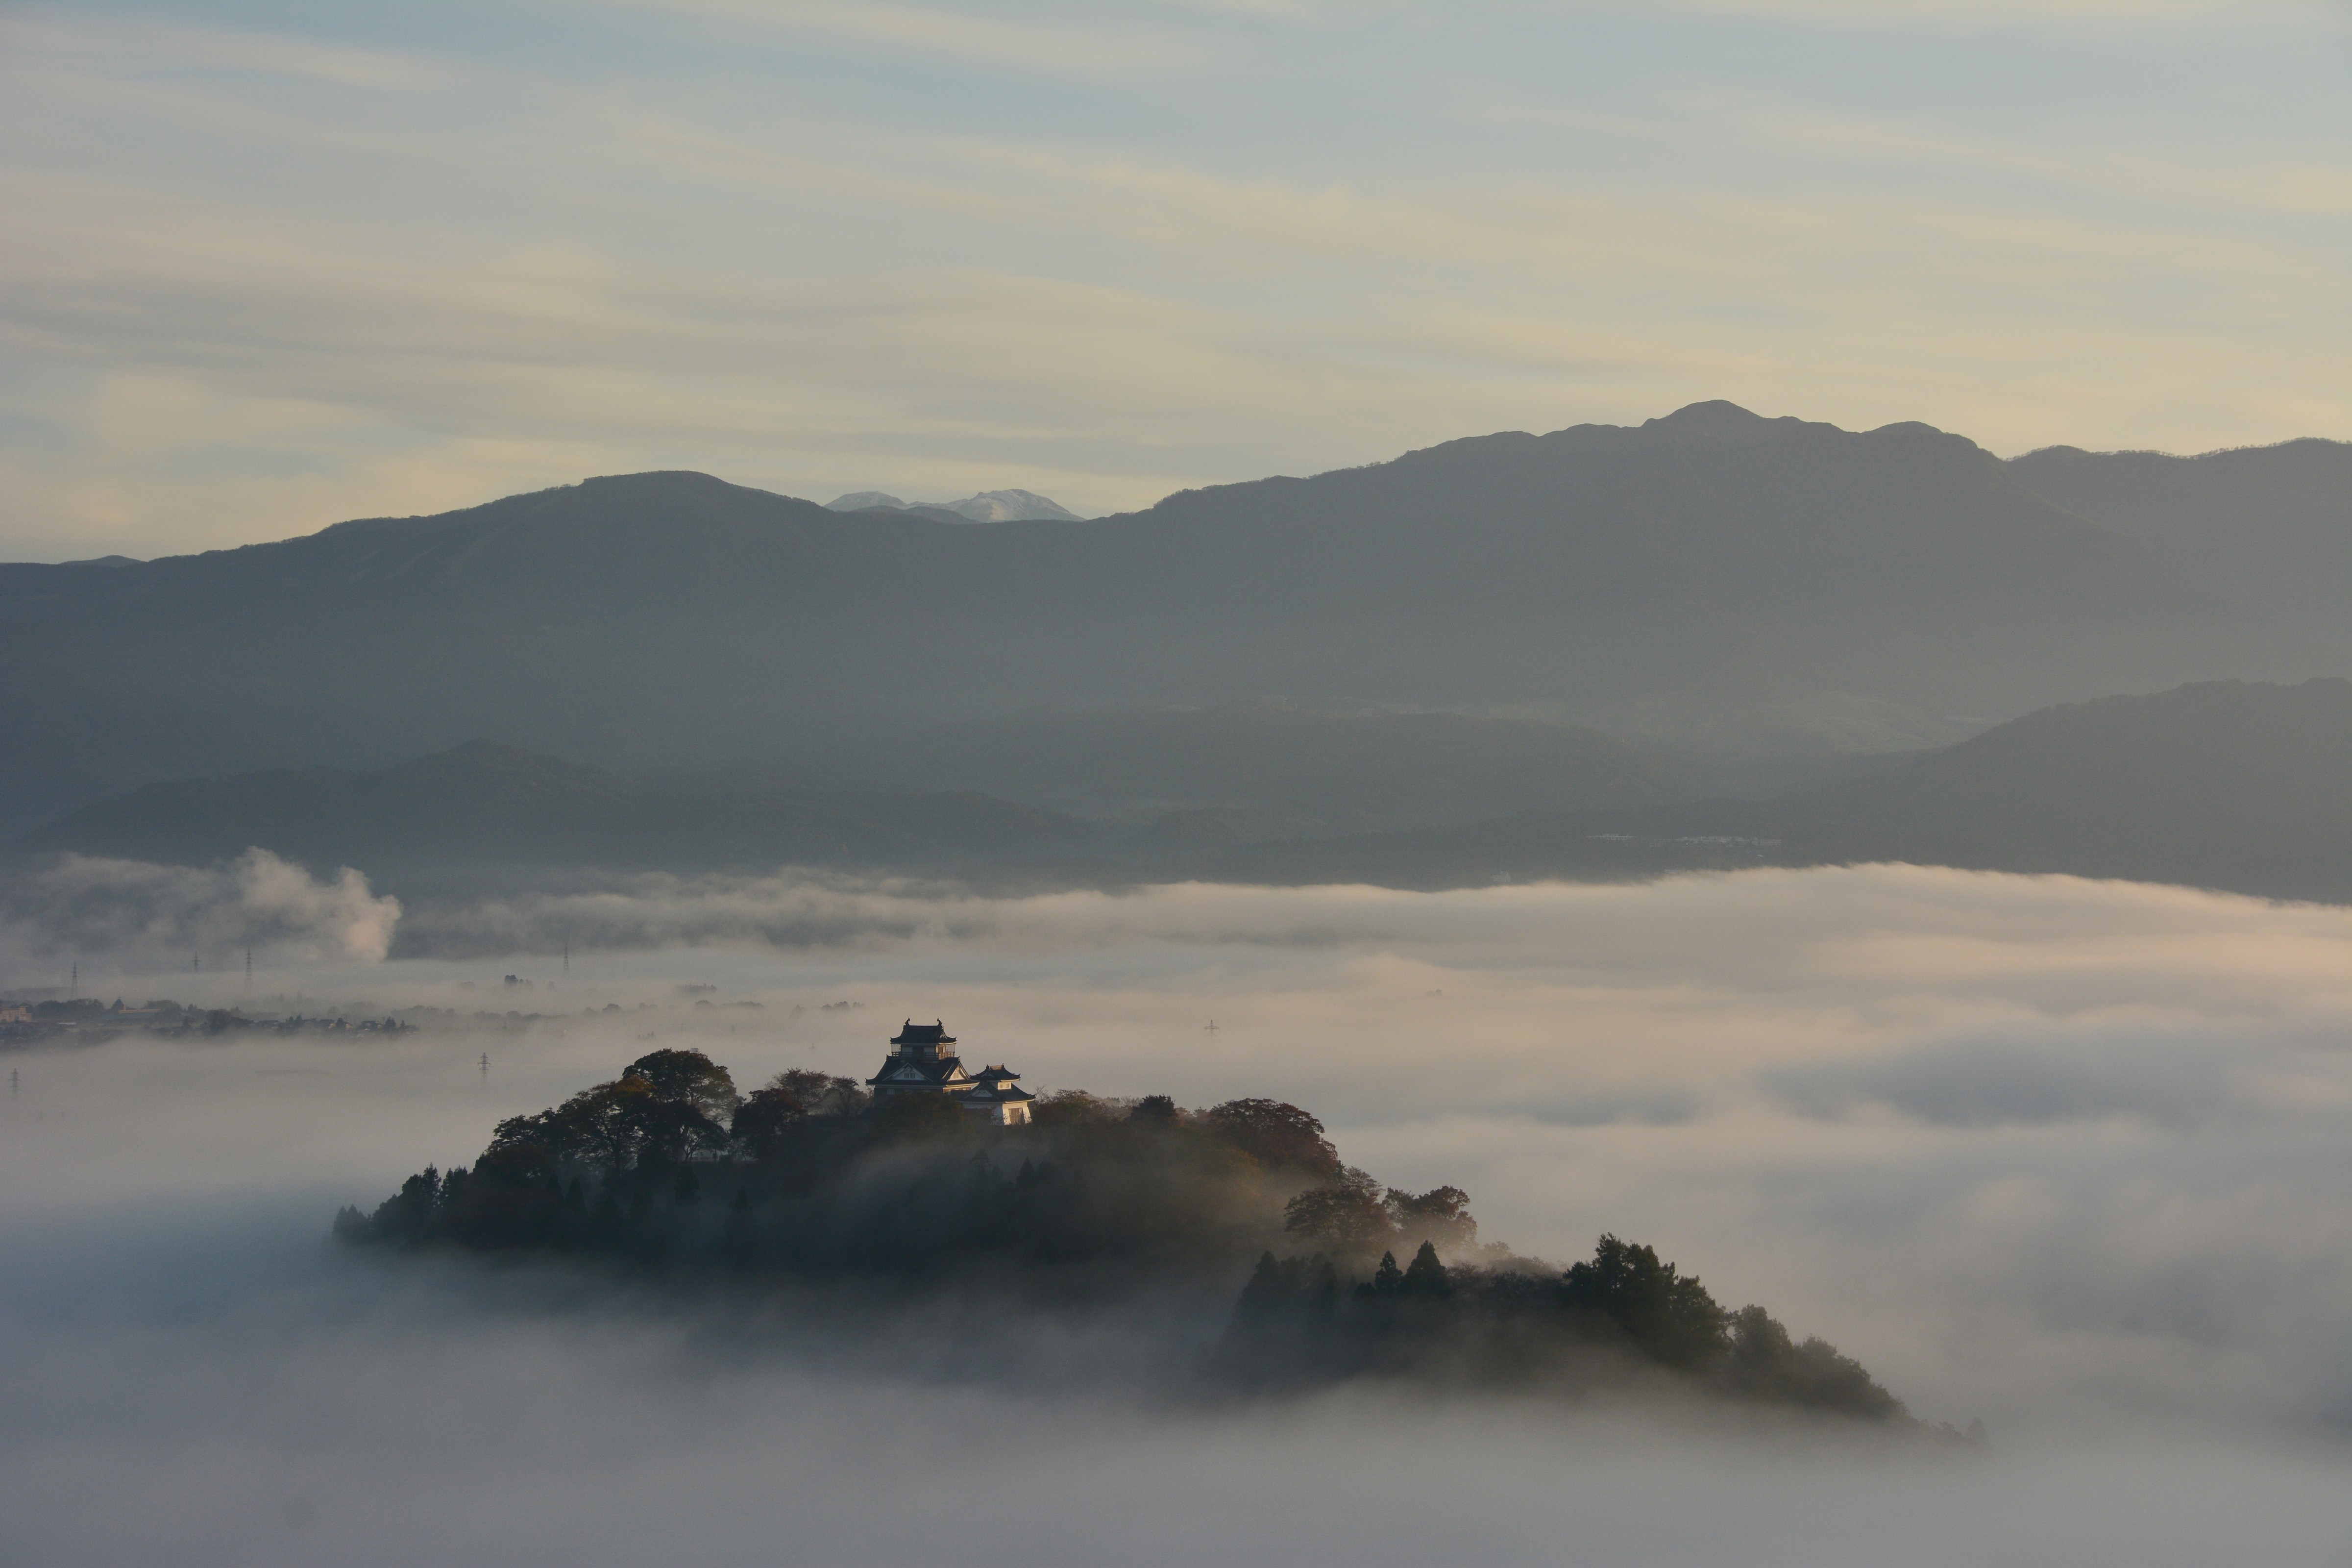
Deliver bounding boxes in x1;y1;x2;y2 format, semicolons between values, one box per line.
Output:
0;0;2347;560
2;859;2348;1561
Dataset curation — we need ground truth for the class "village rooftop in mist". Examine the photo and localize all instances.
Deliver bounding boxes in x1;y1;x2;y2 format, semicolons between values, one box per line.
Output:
2;2;2348;1565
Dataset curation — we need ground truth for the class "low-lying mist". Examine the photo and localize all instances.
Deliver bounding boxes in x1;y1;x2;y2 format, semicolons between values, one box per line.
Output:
3;861;2346;1563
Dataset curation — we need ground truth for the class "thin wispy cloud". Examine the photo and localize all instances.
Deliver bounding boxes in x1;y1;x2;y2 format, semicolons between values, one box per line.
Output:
627;0;1213;75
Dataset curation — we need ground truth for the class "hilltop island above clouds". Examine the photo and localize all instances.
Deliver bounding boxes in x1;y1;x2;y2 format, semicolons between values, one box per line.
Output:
338;1034;1936;1432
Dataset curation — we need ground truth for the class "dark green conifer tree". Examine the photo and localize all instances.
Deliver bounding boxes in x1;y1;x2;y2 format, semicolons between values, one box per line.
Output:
1400;1240;1452;1299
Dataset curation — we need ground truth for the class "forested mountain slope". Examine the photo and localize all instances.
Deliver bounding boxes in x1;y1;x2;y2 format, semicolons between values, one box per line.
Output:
1221;680;2352;903
0;403;2323;835
2009;438;2349;647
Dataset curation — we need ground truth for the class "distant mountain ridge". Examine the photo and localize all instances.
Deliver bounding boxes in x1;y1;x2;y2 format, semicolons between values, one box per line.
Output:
2007;438;2349;646
0;402;2334;836
826;488;1083;522
1220;679;2352;904
14;680;2343;905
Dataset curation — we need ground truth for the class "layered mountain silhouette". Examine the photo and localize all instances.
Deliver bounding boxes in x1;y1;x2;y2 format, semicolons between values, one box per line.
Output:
1224;679;2352;904
2008;438;2348;649
0;402;2335;836
810;701;1701;828
16;680;2344;903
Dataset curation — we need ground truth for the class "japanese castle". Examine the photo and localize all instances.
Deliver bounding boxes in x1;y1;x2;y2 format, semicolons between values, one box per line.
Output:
866;1020;1035;1126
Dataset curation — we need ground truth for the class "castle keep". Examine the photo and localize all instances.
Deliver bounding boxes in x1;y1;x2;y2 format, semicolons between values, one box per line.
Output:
865;1020;1035;1126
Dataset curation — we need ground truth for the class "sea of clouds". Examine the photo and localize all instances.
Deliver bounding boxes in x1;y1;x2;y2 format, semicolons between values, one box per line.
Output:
1;858;2346;1564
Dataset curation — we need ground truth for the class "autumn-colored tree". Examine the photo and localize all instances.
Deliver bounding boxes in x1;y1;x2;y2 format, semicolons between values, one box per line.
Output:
1283;1181;1396;1252
623;1048;740;1122
1205;1099;1342;1177
1386;1185;1476;1249
769;1069;867;1118
732;1085;806;1157
1030;1089;1121;1128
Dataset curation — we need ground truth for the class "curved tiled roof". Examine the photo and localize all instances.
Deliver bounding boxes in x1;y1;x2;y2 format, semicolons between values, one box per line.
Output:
867;1054;972;1088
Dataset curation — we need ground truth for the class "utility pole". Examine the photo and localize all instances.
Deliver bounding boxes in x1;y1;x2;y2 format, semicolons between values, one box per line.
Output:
480;1052;490;1081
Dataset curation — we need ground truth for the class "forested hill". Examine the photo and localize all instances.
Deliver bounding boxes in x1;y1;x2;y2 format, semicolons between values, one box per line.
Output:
16;680;2345;902
1219;679;2352;903
0;402;2318;835
1788;676;2352;892
339;1046;1938;1429
2007;438;2349;645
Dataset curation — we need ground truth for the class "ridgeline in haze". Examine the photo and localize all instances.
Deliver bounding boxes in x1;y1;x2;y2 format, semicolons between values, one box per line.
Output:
19;678;2347;904
2;402;2340;838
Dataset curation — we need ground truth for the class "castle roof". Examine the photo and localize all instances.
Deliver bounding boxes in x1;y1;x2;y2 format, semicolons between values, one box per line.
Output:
867;1054;972;1089
892;1019;955;1047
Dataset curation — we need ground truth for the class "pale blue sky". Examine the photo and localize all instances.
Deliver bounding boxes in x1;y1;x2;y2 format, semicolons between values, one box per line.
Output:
1;0;2345;558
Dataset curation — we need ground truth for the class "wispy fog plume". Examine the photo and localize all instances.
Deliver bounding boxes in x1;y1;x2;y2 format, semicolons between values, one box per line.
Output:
1;863;2346;1562
0;849;401;967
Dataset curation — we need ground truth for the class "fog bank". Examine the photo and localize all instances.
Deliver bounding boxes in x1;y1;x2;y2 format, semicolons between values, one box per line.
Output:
3;1214;2344;1567
2;864;2346;1562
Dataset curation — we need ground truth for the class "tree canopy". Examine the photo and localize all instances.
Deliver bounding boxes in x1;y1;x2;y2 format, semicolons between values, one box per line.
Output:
1206;1099;1342;1178
622;1047;740;1122
336;1054;1925;1430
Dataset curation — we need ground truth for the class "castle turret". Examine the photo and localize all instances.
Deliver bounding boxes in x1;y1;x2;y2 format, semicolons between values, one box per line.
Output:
869;1019;974;1099
890;1019;956;1059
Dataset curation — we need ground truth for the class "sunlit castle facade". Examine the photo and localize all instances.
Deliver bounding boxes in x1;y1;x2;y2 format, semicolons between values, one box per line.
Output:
866;1020;1035;1126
